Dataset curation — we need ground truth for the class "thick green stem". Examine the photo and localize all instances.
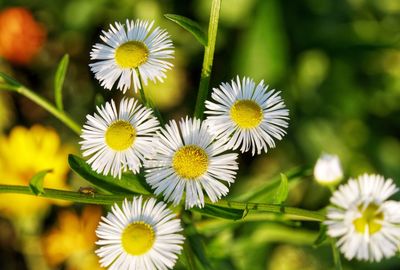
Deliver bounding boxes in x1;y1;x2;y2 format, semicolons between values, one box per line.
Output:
0;84;81;135
0;184;324;221
209;199;325;222
0;185;127;204
194;0;221;119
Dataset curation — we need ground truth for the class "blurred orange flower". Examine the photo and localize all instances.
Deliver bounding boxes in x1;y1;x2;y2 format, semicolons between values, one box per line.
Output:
0;125;73;218
42;206;105;270
0;7;46;64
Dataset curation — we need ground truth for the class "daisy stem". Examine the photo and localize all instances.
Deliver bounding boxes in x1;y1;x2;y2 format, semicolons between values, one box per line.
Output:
194;0;221;119
210;199;325;222
136;70;148;106
0;185;128;204
183;239;197;270
0;84;81;135
0;184;325;222
136;69;164;124
331;239;343;270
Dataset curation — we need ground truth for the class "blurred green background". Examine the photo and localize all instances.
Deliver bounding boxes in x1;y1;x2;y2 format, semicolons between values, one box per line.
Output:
0;0;400;269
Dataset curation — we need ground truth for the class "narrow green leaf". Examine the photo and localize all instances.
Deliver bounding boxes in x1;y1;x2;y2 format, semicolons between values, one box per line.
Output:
193;204;244;220
234;166;310;202
29;169;52;195
313;224;328;247
273;173;289;204
0;71;21;87
164;14;207;46
68;154;151;195
54;54;69;111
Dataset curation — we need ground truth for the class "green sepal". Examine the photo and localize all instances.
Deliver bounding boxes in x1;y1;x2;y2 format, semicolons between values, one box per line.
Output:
29;169;52;195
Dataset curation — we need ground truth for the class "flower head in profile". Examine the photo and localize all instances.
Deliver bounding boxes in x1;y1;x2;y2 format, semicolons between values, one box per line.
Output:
90;19;174;93
96;196;184;270
313;153;343;186
80;98;160;178
325;174;400;262
205;76;289;155
145;117;238;209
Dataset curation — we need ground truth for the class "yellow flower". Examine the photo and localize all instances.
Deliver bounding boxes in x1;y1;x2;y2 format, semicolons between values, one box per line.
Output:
42;206;104;270
0;125;73;217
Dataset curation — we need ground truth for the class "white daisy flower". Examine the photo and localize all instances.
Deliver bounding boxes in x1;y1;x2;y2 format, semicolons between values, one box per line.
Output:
205;76;289;155
90;19;174;93
325;174;400;262
96;196;184;270
144;117;238;209
80;98;160;178
313;153;343;186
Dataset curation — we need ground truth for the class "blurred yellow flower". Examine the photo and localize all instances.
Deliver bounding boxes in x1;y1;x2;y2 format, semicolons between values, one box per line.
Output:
0;125;72;217
42;206;104;270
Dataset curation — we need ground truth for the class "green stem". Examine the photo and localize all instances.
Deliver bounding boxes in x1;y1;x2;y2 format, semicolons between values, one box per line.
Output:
209;199;325;222
194;0;221;119
136;69;164;124
0;185;127;204
331;239;343;270
136;69;148;106
0;184;325;221
0;84;81;135
183;238;197;270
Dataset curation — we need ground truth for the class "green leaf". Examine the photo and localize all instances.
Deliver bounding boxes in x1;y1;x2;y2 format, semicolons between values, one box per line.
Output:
54;54;69;111
193;204;244;220
29;169;52;195
164;14;207;46
273;173;289;204
313;224;328;247
234;166;309;202
68;154;152;195
0;71;21;87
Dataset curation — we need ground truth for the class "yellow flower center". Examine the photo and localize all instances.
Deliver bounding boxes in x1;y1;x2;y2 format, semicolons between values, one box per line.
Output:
230;100;263;128
105;120;136;151
172;145;208;179
121;222;155;255
115;41;149;68
353;203;384;235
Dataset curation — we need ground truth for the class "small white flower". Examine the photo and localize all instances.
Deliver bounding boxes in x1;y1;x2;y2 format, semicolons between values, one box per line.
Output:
325;174;400;262
205;76;289;155
90;19;174;93
80;98;160;178
145;117;239;209
96;196;184;270
313;153;343;185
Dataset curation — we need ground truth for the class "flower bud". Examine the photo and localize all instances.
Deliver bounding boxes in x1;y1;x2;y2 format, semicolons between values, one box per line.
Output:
313;154;343;185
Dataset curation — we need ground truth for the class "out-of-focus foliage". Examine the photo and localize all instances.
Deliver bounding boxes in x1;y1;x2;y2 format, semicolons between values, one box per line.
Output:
0;0;399;269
